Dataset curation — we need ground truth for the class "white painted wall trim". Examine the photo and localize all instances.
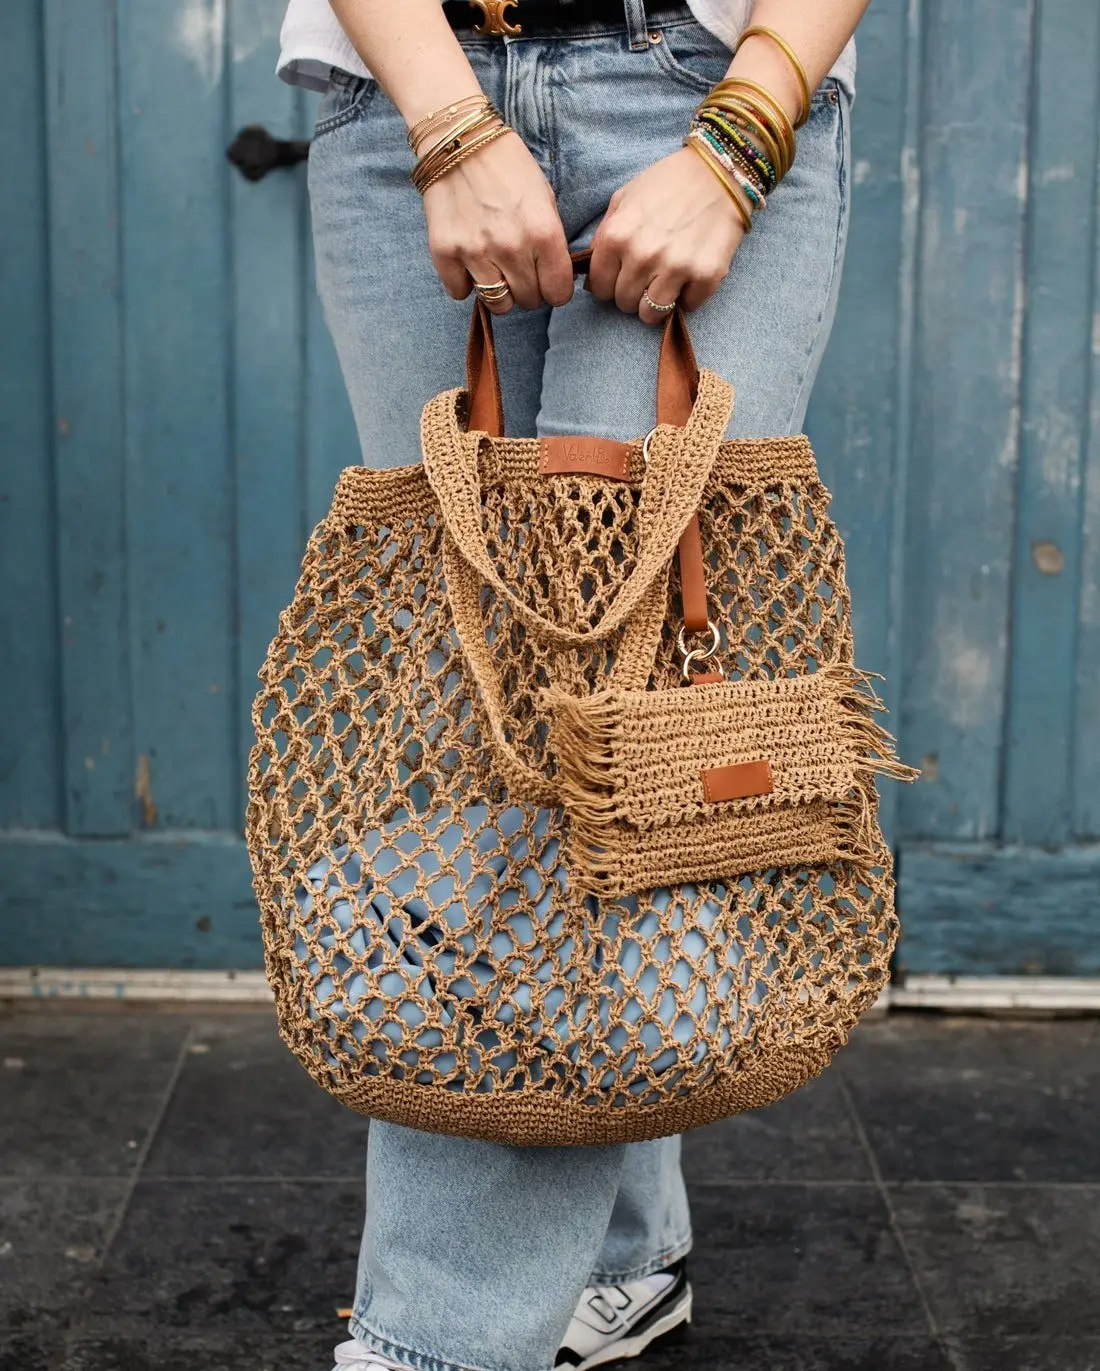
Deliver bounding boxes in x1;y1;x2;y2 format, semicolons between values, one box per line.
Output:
0;967;274;1003
887;975;1100;1012
2;968;1100;1013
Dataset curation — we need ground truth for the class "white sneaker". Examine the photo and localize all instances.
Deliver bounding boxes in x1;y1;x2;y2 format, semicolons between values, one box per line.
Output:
332;1339;406;1370
555;1261;692;1369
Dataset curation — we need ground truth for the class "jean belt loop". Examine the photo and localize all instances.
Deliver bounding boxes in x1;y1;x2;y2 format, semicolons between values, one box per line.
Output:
623;0;650;51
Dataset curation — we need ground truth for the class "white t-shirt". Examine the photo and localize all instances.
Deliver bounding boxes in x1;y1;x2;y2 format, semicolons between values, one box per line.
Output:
277;0;855;97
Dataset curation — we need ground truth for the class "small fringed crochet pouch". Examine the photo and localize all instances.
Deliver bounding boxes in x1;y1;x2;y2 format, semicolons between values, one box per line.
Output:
247;252;916;1147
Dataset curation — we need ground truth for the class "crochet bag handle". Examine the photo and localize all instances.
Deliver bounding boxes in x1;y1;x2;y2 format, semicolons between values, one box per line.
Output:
421;252;735;650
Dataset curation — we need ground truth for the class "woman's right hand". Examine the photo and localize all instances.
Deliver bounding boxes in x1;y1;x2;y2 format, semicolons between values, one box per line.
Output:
423;130;574;314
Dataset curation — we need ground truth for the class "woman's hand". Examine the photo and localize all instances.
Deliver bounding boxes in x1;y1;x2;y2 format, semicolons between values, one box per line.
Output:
588;146;747;324
424;130;575;314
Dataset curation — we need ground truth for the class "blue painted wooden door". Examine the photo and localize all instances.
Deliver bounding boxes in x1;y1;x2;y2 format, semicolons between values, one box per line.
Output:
2;0;1099;973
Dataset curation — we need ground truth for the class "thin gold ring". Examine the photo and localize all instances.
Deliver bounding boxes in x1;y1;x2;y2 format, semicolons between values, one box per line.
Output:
473;277;510;298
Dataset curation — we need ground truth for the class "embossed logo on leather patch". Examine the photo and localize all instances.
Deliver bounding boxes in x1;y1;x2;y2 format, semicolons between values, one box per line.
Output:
701;760;775;803
538;437;632;482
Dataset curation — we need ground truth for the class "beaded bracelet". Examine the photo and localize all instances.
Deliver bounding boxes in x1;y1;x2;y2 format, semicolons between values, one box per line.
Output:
696;94;786;183
724;102;785;178
694;126;767;210
684;130;753;233
699;111;773;186
695;109;778;193
710;78;796;170
729;162;766;211
725;145;768;208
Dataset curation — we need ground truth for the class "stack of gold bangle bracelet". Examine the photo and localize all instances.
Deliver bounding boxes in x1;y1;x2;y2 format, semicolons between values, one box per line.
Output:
408;94;513;195
683;24;809;232
736;25;811;129
407;94;490;152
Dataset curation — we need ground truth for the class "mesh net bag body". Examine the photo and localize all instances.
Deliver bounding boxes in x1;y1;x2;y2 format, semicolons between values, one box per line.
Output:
246;299;915;1147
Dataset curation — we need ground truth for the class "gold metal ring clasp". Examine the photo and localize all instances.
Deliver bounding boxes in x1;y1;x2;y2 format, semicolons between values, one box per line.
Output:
677;620;721;662
681;645;725;682
469;0;522;35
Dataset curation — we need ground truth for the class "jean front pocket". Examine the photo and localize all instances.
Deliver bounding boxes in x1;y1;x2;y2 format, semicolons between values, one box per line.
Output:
647;19;733;95
314;70;377;139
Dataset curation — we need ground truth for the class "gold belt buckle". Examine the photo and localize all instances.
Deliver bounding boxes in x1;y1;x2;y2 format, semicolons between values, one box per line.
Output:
469;0;522;35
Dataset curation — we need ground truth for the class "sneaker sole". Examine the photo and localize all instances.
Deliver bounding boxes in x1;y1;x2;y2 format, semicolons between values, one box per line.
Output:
570;1288;692;1370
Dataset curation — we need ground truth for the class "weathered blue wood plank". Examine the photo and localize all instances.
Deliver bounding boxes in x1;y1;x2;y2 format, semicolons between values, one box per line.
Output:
1072;75;1100;840
897;841;1100;976
1002;0;1100;845
805;0;914;844
117;0;236;830
44;0;135;836
898;0;1034;842
229;3;309;821
0;1;61;828
0;831;259;969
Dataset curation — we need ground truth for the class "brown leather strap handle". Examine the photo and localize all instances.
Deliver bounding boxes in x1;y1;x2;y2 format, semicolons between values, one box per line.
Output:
466;248;700;438
463;248;719;634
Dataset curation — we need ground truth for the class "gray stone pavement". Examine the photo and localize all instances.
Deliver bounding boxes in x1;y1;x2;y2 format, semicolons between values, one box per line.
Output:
1;1006;1098;1371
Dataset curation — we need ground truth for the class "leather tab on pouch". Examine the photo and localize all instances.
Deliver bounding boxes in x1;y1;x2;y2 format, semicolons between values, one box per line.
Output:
701;759;775;803
539;436;633;482
688;672;726;686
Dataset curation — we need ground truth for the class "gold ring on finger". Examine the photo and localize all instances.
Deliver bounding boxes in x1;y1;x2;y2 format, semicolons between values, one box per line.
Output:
473;278;511;299
642;287;677;314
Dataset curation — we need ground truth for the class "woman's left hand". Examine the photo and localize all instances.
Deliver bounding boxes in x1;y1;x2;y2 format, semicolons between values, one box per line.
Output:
588;145;747;323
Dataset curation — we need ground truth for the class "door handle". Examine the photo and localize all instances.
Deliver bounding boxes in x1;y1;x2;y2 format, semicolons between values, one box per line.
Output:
226;125;310;182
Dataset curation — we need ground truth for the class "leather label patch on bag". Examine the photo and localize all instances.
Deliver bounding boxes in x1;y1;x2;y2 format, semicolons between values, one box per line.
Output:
701;760;775;803
539;437;633;482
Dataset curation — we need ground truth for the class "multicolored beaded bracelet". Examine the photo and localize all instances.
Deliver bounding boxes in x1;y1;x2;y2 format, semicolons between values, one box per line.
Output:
695;109;778;194
694;127;767;210
683;130;753;233
693;121;770;202
705;78;796;175
692;116;770;199
725;145;769;207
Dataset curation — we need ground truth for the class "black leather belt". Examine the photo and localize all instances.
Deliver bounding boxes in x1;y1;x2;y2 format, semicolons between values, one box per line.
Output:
441;0;693;36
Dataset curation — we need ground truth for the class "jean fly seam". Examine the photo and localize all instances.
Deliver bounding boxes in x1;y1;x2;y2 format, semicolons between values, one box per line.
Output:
544;58;563;196
534;47;559;192
502;39;521;148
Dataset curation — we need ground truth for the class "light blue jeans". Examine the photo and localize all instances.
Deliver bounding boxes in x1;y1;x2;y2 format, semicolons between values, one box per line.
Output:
307;7;851;1370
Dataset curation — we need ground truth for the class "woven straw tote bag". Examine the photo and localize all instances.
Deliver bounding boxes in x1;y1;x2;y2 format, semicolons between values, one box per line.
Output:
247;252;916;1146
